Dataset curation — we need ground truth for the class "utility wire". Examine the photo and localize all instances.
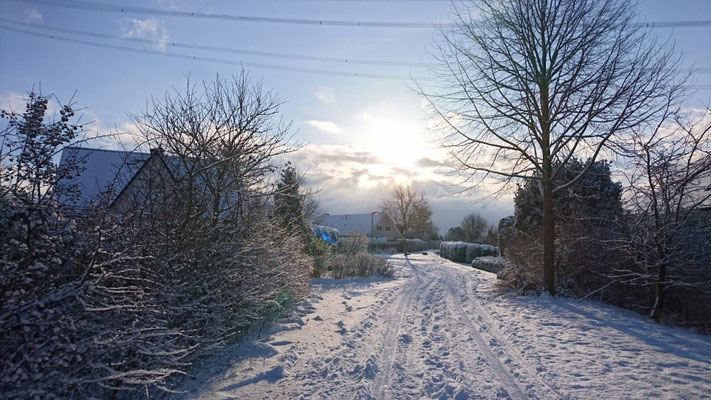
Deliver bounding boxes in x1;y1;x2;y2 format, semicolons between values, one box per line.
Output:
311;0;452;2
11;0;446;28
0;19;424;67
4;24;709;88
0;25;431;80
11;0;711;29
2;19;708;76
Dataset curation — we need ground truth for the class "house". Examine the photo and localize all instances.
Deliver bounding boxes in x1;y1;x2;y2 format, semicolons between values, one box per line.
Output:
689;156;711;212
319;212;400;241
58;147;244;218
698;180;711;211
58;146;152;210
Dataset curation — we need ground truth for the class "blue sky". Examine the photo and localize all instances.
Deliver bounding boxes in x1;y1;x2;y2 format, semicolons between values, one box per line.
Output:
1;0;709;232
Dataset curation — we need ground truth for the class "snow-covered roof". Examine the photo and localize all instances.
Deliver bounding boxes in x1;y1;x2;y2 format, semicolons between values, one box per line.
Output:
320;212;387;235
58;147;150;207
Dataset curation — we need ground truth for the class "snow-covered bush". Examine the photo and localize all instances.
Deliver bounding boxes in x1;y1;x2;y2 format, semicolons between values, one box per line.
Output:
371;241;398;253
321;233;396;279
328;253;395;279
1;81;316;397
395;239;430;253
339;232;370;256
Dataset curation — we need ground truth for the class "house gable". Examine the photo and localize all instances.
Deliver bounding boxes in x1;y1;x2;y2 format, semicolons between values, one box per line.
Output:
320;212;400;238
58;147;150;208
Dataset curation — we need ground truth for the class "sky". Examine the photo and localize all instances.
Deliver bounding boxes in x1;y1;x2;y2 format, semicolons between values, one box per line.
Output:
1;0;710;233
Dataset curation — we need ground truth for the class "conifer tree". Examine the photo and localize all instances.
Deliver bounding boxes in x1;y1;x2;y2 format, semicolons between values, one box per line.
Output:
274;162;307;235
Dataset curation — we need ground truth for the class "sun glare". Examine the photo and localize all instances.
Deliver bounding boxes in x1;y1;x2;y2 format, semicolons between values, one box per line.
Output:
360;110;430;175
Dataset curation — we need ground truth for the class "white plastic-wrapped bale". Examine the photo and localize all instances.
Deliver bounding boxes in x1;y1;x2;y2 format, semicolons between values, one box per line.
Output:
480;244;496;256
465;243;482;263
494;246;501;256
443;242;452;260
471;256;508;273
439;241;446;257
455;242;468;262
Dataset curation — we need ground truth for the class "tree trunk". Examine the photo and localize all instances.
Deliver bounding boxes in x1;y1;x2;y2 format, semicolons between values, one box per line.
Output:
651;263;666;322
543;182;555;295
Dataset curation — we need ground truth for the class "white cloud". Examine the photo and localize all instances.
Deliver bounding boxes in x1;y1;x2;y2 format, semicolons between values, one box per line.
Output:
24;8;43;24
0;91;64;115
154;0;184;10
83;120;144;151
0;91;29;113
122;18;170;51
283;143;516;231
315;87;335;104
306;120;343;134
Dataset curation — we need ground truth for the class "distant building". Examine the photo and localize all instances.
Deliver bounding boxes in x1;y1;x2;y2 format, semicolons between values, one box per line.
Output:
319;212;400;240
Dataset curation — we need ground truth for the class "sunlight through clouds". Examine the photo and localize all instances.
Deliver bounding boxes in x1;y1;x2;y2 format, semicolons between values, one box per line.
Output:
357;104;439;172
288;143;512;230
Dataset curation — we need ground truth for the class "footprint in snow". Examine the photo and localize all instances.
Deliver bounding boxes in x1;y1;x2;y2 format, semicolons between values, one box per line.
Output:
335;320;347;334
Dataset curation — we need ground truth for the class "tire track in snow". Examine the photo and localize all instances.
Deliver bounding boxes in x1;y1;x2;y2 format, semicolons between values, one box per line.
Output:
455;274;568;400
372;269;439;399
386;273;450;399
415;277;472;399
442;274;528;400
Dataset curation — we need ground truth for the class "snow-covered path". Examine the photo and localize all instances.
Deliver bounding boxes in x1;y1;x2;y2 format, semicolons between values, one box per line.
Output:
180;253;711;399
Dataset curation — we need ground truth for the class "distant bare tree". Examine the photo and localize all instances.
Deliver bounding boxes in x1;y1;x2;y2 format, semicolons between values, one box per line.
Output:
381;184;431;253
421;0;685;294
410;200;435;239
461;213;489;242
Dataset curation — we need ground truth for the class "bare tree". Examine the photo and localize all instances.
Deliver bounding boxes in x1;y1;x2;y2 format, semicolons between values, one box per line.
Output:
129;72;298;226
613;104;711;322
461;213;489;242
381;184;431;253
421;0;685;294
410;200;436;239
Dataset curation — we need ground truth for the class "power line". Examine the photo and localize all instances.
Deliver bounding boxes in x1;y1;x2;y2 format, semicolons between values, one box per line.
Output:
0;25;430;80
11;0;711;29
4;24;709;88
0;19;424;68
11;0;446;28
311;0;451;2
2;19;708;76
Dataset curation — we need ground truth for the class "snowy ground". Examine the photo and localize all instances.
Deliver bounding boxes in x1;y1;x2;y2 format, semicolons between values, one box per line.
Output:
178;253;711;399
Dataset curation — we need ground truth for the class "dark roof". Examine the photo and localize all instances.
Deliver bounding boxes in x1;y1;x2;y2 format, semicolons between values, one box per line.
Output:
58;147;150;207
59;147;242;213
